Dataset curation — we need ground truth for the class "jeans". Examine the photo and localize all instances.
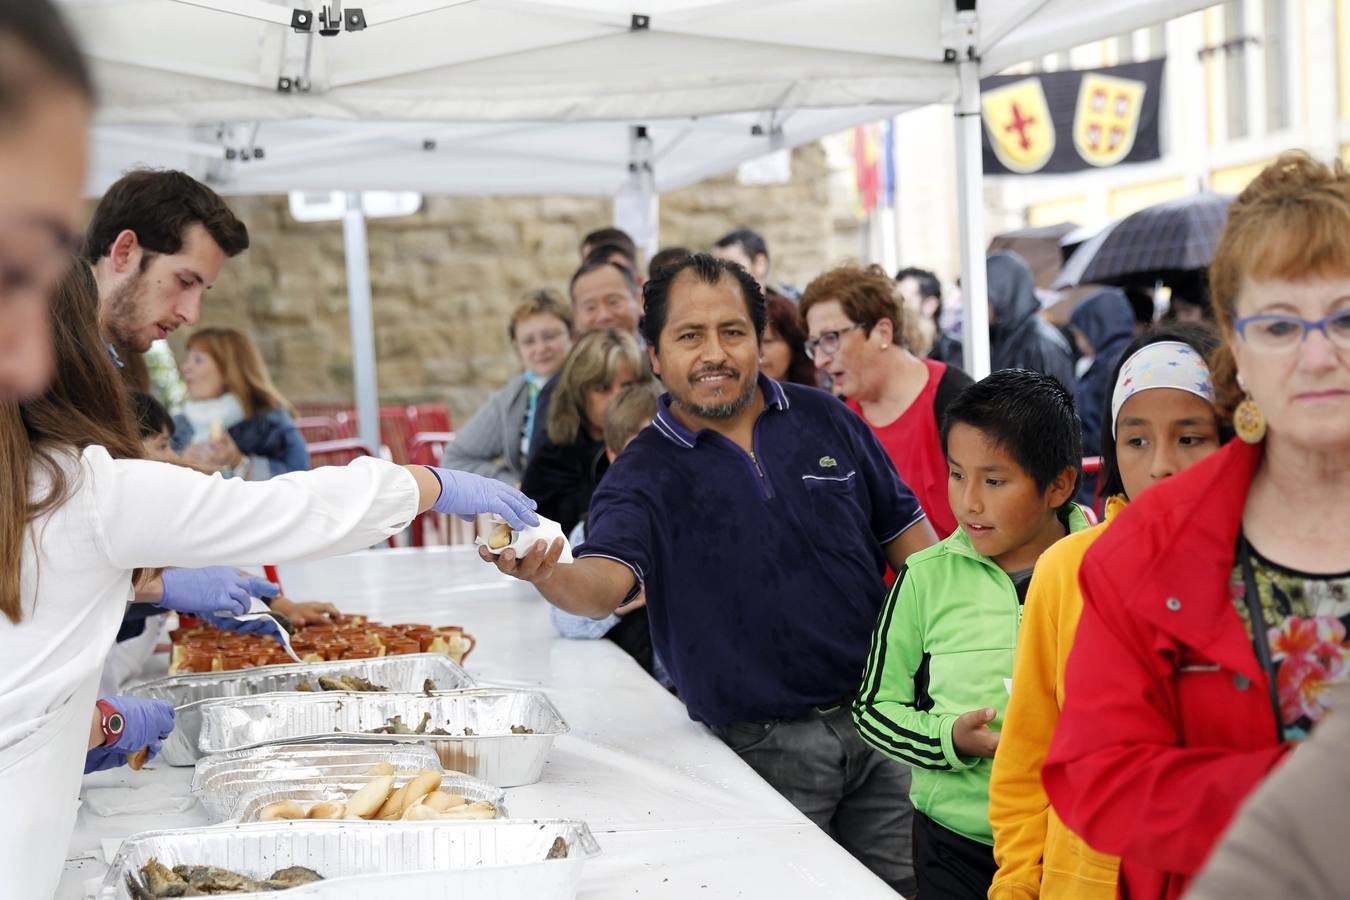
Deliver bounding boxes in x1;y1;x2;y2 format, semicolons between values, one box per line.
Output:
710;706;916;896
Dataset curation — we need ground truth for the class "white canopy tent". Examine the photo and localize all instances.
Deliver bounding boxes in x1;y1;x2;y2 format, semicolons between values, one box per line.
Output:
66;0;1214;447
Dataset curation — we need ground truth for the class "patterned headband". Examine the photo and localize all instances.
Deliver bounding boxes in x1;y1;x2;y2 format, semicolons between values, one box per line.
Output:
1110;341;1215;438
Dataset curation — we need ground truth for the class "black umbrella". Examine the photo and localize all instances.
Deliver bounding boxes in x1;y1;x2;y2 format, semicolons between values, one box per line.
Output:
1077;192;1233;287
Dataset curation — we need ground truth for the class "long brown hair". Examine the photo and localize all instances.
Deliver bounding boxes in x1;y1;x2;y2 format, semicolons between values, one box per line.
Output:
186;327;294;418
547;329;650;445
0;260;143;623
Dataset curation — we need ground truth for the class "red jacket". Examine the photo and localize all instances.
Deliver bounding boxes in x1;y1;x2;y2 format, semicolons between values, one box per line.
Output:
1042;440;1292;900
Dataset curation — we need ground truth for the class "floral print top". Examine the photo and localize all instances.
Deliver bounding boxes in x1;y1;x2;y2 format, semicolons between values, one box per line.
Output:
1232;543;1350;741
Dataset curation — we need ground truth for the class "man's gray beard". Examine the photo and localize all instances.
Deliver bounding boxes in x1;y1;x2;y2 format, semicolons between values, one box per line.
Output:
673;373;758;420
103;273;147;351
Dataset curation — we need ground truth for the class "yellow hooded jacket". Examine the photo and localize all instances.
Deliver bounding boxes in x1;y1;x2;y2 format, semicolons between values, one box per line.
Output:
987;496;1126;900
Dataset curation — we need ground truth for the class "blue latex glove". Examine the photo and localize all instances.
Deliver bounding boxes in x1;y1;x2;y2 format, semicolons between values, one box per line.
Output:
158;566;279;617
84;696;174;773
426;466;539;530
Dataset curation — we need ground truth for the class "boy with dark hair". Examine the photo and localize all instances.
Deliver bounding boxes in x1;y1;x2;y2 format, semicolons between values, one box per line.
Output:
852;368;1088;900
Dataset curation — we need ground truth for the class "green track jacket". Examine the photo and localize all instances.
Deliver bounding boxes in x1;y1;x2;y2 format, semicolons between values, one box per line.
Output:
852;505;1091;845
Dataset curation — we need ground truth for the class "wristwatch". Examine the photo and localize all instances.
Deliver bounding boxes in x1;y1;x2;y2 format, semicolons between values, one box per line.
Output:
95;699;125;747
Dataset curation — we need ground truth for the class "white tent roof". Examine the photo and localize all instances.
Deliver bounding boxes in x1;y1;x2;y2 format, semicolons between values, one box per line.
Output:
70;0;1213;196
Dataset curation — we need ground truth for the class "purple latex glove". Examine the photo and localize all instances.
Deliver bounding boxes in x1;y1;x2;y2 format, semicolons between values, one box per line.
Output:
84;696;174;773
425;466;539;530
158;566;279;617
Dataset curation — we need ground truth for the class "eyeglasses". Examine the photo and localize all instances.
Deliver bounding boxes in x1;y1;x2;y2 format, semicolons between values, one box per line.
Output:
1234;310;1350;352
804;324;864;360
517;328;568;348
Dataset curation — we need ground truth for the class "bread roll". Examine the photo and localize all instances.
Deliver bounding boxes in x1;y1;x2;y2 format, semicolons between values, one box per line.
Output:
402;803;441;821
419;791;462;812
365;762;395;777
345;775;394;818
438;800;497;820
400;770;442;809
486;523;513;551
259;800;306;821
306;801;346;819
375;781;411;820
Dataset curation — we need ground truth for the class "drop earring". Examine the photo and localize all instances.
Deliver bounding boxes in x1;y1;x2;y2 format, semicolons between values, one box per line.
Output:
1233;372;1266;444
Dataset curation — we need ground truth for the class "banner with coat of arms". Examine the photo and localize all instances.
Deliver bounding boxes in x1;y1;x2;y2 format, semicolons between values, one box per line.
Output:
980;58;1164;175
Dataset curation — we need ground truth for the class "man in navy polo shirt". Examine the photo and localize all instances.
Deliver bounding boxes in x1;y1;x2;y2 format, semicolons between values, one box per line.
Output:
483;253;937;894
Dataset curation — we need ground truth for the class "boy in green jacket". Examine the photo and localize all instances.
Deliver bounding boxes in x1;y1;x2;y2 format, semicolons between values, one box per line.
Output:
852;369;1088;900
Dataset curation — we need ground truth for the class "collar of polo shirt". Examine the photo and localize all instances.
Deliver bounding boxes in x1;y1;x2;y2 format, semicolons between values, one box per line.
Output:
651;373;789;449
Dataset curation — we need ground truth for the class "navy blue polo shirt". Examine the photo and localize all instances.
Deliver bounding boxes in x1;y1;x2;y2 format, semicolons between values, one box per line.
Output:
578;374;925;725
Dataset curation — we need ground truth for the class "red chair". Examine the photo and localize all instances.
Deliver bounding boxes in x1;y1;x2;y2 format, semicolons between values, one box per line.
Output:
408;431;455;467
306;438;395;546
308;438;378;468
408;403;452;434
295;416;341;444
295;401;351;420
404;432;476;547
379;406;416;465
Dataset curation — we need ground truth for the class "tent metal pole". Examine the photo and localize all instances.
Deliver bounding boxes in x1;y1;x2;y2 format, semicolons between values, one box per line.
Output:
342;192;382;456
953;27;990;380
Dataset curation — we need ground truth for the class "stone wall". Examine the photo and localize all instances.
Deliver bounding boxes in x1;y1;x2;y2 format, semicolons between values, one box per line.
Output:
171;142;864;425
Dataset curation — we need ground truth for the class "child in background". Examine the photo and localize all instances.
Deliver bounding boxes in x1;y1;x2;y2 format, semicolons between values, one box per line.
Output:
988;327;1223;900
550;383;668;684
131;390;178;461
852;369;1087;900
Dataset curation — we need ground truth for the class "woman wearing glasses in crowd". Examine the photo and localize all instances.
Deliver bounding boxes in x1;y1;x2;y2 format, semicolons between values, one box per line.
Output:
1043;152;1350;900
442;290;574;484
800;265;972;538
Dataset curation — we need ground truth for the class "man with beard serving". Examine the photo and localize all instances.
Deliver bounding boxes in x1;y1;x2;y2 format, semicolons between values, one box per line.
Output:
483;253;937;894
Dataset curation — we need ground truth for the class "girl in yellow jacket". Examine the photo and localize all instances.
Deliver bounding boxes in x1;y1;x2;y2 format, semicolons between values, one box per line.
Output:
988;325;1227;900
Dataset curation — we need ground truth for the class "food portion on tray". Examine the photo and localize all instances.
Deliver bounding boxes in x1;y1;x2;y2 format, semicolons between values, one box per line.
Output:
192;743;447;822
169;616;476;673
127;655;476;767
250;765;500;823
126;859;322;898
198;689;567;786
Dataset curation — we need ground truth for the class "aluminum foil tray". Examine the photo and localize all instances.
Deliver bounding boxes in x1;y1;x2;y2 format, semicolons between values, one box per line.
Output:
126;654;475;767
198;689;567;787
193;744;445;822
99;819;600;900
231;771;507;823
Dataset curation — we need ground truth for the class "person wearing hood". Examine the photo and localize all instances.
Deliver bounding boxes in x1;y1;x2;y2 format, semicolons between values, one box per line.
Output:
1068;288;1137;458
986;252;1076;393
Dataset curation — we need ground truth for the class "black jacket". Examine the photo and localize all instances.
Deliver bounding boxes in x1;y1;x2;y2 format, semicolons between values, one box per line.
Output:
1070;287;1136;457
520;430;609;536
986;252;1076;392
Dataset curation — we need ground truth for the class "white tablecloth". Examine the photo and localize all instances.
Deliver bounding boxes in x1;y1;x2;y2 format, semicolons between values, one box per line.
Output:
58;546;899;899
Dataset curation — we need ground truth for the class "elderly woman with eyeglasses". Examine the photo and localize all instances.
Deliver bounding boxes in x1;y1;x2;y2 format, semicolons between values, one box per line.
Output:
1041;152;1350;900
801;264;973;538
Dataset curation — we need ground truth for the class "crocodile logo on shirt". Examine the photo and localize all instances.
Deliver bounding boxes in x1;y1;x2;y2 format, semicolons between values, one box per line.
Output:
819;456;838;469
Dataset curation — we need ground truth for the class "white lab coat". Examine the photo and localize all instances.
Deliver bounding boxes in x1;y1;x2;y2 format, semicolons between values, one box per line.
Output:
0;445;418;899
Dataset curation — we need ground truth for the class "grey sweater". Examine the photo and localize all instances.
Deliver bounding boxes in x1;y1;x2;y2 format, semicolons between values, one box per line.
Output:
440;373;531;484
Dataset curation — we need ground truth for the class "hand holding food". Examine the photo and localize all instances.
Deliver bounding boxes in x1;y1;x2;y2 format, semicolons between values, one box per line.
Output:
425;466;540;530
84;696;175;773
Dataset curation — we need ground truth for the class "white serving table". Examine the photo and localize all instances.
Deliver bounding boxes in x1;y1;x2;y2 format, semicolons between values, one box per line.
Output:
58;546;899;899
